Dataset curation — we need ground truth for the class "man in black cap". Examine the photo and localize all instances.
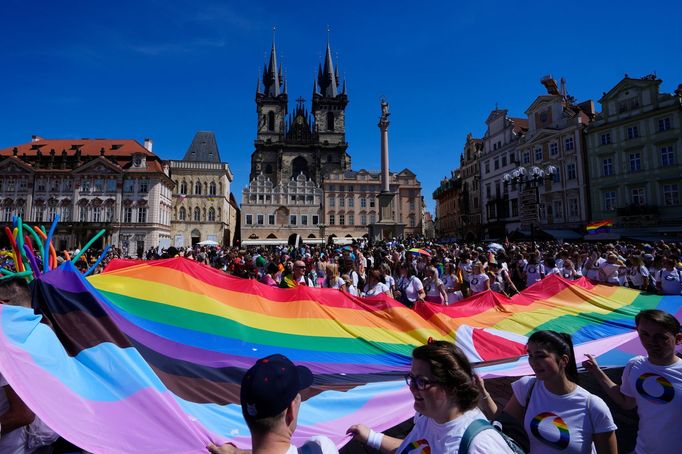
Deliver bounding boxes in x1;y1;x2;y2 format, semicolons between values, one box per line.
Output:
208;354;338;454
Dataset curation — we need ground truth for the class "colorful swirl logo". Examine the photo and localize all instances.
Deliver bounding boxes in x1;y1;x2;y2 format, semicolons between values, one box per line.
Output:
530;412;570;449
399;439;430;454
635;373;674;404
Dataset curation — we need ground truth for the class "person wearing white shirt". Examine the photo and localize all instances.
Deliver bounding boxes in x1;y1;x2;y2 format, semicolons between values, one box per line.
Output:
655;258;682;295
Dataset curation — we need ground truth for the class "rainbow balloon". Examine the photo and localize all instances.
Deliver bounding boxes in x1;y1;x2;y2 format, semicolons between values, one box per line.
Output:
0;258;680;453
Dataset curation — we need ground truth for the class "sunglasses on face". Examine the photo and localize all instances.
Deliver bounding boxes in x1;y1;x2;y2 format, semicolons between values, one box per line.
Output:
404;373;439;390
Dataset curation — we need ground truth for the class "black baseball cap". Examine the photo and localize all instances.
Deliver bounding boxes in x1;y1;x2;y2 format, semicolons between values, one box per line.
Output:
240;354;313;419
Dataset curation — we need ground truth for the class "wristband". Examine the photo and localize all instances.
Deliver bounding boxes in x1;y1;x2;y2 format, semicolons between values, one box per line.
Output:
367;429;384;451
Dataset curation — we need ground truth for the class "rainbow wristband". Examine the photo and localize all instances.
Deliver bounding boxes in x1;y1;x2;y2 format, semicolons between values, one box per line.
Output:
368;429;384;451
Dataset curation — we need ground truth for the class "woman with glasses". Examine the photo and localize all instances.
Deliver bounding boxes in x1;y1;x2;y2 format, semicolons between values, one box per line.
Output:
347;340;513;453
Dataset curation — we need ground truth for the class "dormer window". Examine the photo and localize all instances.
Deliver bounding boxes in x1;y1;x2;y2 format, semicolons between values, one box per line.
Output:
132;153;146;168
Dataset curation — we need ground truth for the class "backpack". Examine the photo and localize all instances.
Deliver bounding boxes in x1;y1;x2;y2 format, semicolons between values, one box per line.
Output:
459;419;526;454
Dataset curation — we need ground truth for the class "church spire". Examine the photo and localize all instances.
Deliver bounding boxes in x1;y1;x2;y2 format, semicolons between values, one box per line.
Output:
317;37;338;98
263;28;281;97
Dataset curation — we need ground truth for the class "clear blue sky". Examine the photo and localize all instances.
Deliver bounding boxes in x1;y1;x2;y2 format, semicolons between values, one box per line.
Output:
2;0;680;213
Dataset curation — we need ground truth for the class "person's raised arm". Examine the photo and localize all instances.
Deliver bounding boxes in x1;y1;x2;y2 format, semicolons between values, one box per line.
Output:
582;354;636;410
347;424;402;454
474;375;497;418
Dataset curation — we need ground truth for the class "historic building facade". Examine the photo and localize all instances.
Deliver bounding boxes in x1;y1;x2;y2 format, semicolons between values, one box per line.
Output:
433;172;461;239
585;75;682;231
514;77;594;236
241;38;349;244
459;134;483;241
479;109;528;239
0;137;173;256
322;168;423;240
169;132;238;247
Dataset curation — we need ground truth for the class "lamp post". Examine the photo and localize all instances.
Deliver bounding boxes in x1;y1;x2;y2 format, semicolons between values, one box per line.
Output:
502;165;557;248
318;223;326;246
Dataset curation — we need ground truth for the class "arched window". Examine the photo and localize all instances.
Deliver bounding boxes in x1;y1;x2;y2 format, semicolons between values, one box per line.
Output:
194;181;202;195
209;182;217;196
179;207;186;221
268;111;275;131
265;164;273;174
326;111;335;131
193;207;201;222
180;181;187;195
208;207;216;221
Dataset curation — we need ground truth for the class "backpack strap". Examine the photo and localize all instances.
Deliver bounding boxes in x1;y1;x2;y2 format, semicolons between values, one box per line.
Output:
459;419;494;454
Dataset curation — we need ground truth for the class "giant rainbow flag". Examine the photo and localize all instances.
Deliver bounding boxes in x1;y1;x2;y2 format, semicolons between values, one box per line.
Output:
0;257;680;453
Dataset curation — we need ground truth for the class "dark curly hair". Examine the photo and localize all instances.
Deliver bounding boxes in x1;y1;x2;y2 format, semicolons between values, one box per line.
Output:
412;340;480;411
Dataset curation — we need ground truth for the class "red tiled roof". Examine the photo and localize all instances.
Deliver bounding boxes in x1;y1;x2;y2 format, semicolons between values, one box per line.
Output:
0;139;156;158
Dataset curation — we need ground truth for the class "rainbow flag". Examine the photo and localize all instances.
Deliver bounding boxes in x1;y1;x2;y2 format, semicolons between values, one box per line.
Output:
586;219;613;235
0;258;680;453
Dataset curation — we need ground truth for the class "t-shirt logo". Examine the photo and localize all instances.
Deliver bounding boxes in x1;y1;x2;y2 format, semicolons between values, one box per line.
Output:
635;372;675;404
563;272;571;278
399;439;430;453
530;412;570;449
664;274;678;281
528;267;537;274
471;278;479;285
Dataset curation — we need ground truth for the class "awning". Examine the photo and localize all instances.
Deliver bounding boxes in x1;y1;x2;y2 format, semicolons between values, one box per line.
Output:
240;239;288;246
584;232;620;241
542;229;583;240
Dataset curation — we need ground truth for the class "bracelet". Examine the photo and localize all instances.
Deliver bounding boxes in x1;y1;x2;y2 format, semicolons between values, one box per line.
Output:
367;429;384;451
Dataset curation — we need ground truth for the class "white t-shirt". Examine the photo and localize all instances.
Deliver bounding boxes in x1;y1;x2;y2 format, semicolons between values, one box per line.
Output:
657;269;682;295
469;273;489;294
620;356;682;454
442;274;463;305
396;409;513;454
512;376;616;454
284;435;339;454
323;276;345;289
627;265;649;288
0;373;30;454
384;274;396;290
524;263;545;286
363;282;390;297
584;258;605;281
397;276;424;303
599;262;621;284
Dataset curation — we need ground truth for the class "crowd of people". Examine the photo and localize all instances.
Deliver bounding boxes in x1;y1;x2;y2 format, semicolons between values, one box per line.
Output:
1;236;681;453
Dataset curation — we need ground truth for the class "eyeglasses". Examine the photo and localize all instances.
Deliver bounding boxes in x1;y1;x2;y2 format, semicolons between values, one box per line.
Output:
404;373;439;390
295;265;306;269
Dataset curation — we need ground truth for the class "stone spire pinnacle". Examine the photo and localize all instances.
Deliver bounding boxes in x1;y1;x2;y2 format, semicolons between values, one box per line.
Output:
317;33;338;98
263;28;281;96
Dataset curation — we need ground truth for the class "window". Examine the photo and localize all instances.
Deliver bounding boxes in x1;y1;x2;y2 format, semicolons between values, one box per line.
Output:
107;179;116;192
124;180;134;193
209;182;217;196
485;161;490;173
62;206;72;221
339;198;345;208
360;214;367;225
339;214;345;225
268;214;275;225
289;215;296;225
348;185;354;192
245;214;252;225
552;170;561;183
360;198;366;208
565;137;574;151
348;197;354;207
511;198;519;217
124;207;133;223
663;184;679;206
569;198;579;218
78;206;87;222
312;215;319;225
267;111;275;131
138;207;147;223
93;178;104;192
600;133;611;145
326;111;335;131
92;206;101;222
631;187;646;206
328;196;335;207
494;159;499;170
179;207;186;221
486;183;491;198
658;117;671;132
629;153;641;172
348;214;354;225
523;152;530;164
603;191;616;211
567;163;577;180
194;182;202;195
369;198;375;208
80;178;91;192
550;142;558;156
409;217;416;228
139;179;149;193
180;181;187;194
327;184;335;192
661;146;675;166
602;158;613;176
545;203;552;219
6;179;15;192
339;185;345;192
501;156;507;167
105;207;113;222
329;214;335;225
553;200;563;219
369;213;376;224
626;125;639;139
535;147;542;161
257;214;264;225
301;215;308;225
509;152;516;164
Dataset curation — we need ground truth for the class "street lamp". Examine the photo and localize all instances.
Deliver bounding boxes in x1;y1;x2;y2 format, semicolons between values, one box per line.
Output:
318;223;326;246
502;165;557;247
